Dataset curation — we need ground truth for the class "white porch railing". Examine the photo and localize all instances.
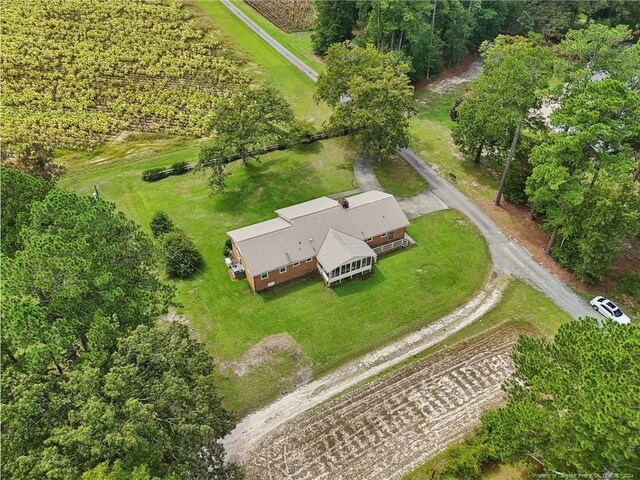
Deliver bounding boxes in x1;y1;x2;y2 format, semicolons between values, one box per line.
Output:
373;238;409;255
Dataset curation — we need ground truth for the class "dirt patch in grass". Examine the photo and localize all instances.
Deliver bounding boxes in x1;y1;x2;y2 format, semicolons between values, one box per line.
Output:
414;54;481;93
219;333;312;382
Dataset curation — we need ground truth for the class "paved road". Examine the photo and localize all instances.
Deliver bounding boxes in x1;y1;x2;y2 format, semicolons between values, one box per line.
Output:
219;0;318;82
397;148;594;319
354;155;447;218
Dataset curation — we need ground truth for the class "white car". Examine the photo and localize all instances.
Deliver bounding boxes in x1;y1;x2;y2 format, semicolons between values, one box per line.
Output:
589;296;631;324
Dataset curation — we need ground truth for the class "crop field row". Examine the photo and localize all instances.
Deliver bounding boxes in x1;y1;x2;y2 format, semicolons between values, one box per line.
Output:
244;324;519;479
1;0;250;154
244;0;315;32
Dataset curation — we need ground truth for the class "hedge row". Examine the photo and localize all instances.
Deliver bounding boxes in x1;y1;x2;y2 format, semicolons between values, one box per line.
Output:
142;161;191;182
141;130;349;182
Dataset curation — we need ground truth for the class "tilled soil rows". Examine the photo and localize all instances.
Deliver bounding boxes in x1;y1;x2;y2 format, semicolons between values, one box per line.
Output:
243;324;519;480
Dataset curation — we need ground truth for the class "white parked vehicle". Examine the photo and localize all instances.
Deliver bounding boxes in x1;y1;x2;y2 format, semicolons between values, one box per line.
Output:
589;296;631;324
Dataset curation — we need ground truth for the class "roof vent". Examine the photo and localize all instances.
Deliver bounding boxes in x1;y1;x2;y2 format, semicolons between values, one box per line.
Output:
339;198;349;209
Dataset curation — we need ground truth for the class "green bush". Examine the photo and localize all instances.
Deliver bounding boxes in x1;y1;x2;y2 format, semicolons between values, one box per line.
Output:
617;272;640;297
223;238;232;257
142;167;170;182
163;231;203;278
150;211;174;238
440;439;489;479
170;161;189;175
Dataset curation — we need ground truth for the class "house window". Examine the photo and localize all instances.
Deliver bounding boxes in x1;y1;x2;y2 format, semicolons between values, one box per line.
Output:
293;261;300;267
365;237;372;242
355;259;361;270
388;231;395;240
279;266;287;274
261;272;269;280
306;257;313;263
381;232;387;238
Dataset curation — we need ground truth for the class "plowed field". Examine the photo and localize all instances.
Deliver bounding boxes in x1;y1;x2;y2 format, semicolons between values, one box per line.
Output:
243;324;519;480
245;0;315;32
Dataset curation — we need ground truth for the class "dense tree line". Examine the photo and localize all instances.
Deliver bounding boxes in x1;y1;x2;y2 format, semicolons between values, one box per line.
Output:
451;25;640;282
1;169;242;479
312;0;640;82
434;319;640;478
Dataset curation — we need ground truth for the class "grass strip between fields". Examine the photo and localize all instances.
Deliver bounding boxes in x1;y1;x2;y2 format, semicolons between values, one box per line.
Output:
191;0;330;126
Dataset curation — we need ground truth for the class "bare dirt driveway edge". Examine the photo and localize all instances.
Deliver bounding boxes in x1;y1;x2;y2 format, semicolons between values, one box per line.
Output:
222;273;506;462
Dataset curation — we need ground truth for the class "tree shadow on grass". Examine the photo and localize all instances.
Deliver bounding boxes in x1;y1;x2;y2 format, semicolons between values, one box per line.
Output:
214;159;323;222
290;141;322;155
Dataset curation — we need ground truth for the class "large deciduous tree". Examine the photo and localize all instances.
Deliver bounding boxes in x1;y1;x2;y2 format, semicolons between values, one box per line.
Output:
315;43;414;161
1;189;174;372
199;86;294;193
2;324;241;480
2;142;66;182
480;318;640;473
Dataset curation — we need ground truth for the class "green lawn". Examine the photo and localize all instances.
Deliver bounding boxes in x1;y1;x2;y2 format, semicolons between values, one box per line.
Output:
410;84;502;202
230;0;323;74
61;137;490;415
374;154;429;197
191;0;329;126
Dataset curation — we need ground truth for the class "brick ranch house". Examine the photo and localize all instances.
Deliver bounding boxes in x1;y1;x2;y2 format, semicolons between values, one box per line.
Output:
227;190;411;292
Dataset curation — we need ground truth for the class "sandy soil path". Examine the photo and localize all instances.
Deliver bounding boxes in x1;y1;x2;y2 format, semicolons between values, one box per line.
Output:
222;274;505;462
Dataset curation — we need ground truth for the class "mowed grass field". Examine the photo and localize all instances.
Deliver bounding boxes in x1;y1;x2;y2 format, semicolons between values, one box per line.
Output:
374;153;429;198
191;0;329;126
410;84;503;203
60;136;490;414
229;0;323;74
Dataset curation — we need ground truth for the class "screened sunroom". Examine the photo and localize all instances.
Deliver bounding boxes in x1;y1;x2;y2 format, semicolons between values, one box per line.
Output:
316;229;377;286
